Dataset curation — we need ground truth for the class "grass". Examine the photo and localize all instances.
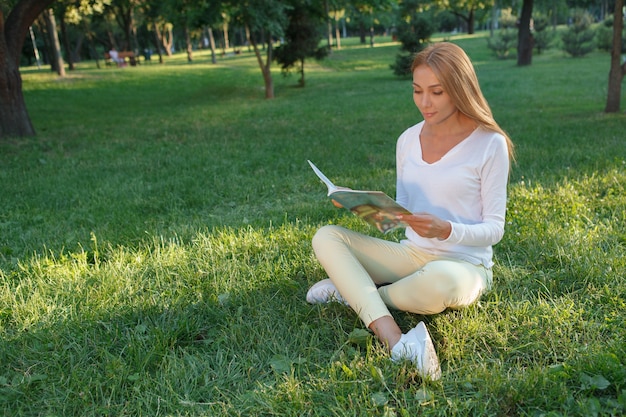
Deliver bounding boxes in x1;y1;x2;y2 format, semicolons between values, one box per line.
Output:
1;33;625;416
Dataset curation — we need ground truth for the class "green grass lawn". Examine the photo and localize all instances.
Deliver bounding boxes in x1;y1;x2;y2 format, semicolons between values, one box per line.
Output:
1;34;625;416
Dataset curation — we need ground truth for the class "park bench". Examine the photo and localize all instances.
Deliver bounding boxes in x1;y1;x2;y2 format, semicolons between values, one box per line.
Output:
104;51;139;67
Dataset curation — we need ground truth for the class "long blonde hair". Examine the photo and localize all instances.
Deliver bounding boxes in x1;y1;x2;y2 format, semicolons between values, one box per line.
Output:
411;42;514;161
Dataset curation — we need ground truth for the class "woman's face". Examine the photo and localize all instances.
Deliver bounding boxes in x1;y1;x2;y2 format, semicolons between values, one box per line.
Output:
412;64;458;125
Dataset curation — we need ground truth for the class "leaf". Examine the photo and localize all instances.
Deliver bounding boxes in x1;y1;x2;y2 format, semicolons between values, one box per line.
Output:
269;355;291;374
370;365;385;383
217;293;230;306
371;391;388;407
580;373;610;390
127;373;140;382
415;387;434;405
348;328;371;347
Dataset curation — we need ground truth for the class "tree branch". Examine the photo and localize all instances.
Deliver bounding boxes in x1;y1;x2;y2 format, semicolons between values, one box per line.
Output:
5;0;56;62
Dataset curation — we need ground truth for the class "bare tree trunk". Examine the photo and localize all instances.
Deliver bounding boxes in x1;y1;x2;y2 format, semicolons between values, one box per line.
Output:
299;57;305;87
83;19;100;69
324;0;332;53
184;24;193;62
223;21;229;50
207;26;217;64
246;24;274;99
517;0;534;66
59;11;75;70
467;9;475;34
334;11;341;50
152;24;164;63
43;8;65;76
605;0;625;113
163;24;173;56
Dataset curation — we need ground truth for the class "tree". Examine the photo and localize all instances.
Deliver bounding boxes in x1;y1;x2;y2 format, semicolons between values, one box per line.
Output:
517;0;533;66
1;0;57;139
228;0;290;99
605;0;625;113
390;0;434;77
42;7;66;75
104;0;141;52
561;9;595;57
274;0;328;87
435;0;493;35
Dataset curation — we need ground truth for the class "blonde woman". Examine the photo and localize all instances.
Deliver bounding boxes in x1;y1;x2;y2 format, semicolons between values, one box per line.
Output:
307;42;514;380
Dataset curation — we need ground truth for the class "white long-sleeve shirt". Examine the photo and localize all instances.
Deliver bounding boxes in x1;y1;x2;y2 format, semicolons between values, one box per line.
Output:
396;121;510;267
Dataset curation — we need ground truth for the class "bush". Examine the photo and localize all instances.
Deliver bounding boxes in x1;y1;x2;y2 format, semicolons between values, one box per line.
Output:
486;8;517;59
487;28;517;59
595;15;626;53
390;1;435;77
533;16;555;54
561;10;595;57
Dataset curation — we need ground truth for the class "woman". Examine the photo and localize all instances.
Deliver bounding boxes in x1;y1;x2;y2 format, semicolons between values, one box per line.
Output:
307;42;514;380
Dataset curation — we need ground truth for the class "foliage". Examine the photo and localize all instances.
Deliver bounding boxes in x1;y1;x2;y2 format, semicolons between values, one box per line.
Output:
532;15;556;54
3;34;626;416
561;9;596;57
273;1;328;87
595;15;626;53
390;0;434;77
486;7;517;59
486;28;517;59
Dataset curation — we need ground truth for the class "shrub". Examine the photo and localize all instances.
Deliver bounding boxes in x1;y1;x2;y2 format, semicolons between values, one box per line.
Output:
595;15;626;53
561;10;595;57
390;1;435;77
487;8;518;59
487;28;517;59
533;16;555;54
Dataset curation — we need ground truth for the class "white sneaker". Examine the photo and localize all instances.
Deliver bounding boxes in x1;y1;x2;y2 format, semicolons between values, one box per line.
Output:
306;279;348;305
391;321;441;380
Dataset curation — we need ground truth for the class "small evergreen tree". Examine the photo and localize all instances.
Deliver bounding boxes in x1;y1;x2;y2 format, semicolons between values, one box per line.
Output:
595;15;626;53
486;8;517;59
533;16;555;54
390;0;434;77
561;10;595;57
273;2;328;87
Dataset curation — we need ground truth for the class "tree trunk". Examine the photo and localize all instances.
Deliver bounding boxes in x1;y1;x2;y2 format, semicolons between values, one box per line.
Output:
359;21;366;44
324;0;332;53
334;11;341;50
43;8;65;76
207;26;217;64
299;57;305;87
223;22;229;50
83;19;100;69
517;0;534;66
152;24;164;63
163;24;173;56
605;0;625;113
59;11;75;70
0;0;57;139
184;24;193;62
246;24;274;99
467;9;475;34
0;55;35;137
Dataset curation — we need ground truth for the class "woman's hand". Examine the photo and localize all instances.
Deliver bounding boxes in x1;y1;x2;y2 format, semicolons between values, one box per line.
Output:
397;213;452;240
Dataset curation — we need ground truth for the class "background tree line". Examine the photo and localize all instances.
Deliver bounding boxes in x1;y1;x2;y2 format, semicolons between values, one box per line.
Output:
1;0;624;139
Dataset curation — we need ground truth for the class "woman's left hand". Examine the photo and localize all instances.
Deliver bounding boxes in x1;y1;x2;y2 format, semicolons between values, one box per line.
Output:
397;213;452;240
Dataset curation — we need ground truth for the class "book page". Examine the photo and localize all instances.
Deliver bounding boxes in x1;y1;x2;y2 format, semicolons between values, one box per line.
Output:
308;160;411;234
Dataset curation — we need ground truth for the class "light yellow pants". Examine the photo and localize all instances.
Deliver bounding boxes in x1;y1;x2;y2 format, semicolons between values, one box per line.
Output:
312;225;492;327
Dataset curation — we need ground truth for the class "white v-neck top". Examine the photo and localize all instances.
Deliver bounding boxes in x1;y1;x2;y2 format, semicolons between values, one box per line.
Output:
396;121;510;267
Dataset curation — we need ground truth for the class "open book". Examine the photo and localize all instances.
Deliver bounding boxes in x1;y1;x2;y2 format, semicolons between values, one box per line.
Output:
308;160;411;234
